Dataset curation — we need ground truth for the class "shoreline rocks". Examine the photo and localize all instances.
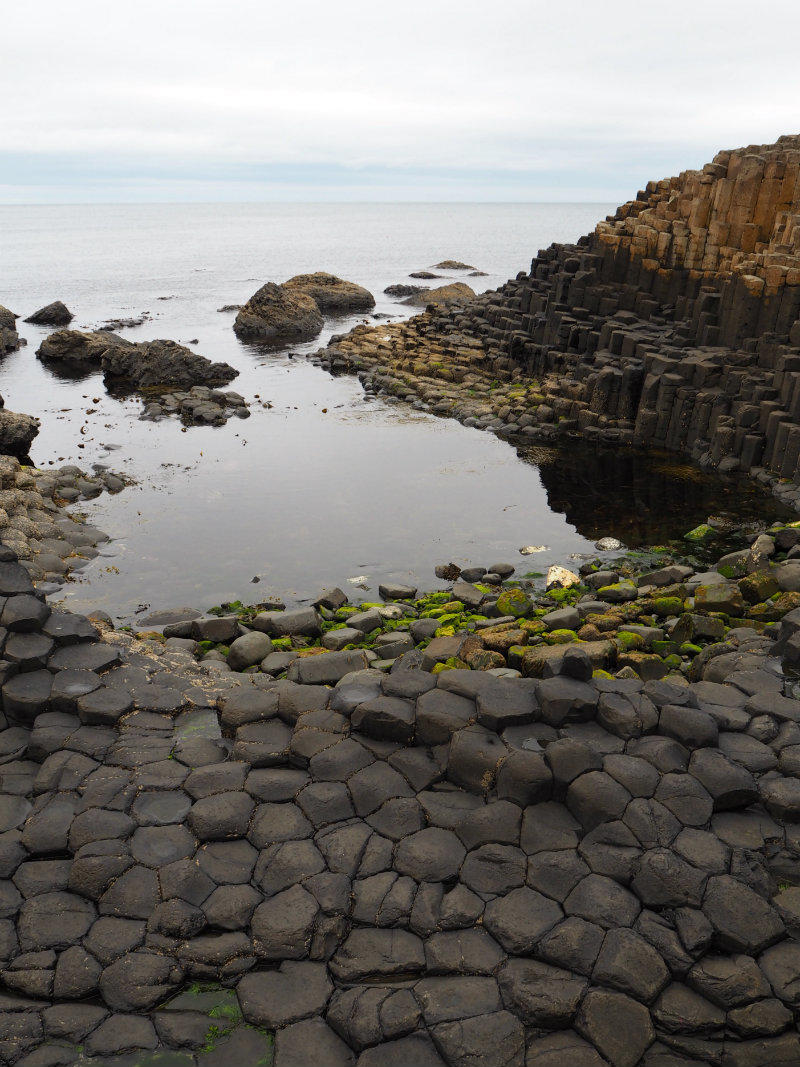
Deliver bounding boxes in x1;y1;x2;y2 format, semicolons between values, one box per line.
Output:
313;134;800;515
2;524;800;1064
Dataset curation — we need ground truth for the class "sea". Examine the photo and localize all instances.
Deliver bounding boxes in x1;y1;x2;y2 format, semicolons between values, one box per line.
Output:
0;202;788;623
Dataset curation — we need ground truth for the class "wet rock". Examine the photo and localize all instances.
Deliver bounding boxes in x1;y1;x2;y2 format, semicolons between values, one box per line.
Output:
25;301;73;326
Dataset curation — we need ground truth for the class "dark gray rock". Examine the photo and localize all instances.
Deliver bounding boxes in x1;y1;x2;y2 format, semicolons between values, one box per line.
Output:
394;827;466;882
498;957;586;1026
483;886;563;953
238;959;332;1027
330;928;425;982
576;987;655;1067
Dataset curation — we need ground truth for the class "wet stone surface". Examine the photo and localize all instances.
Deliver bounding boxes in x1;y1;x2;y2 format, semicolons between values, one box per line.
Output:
2;549;800;1064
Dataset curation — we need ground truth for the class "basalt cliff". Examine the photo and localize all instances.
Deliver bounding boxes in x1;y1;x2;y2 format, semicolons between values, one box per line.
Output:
323;134;800;506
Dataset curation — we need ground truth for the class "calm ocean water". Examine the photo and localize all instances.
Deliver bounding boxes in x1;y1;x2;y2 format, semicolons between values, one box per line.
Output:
0;202;784;622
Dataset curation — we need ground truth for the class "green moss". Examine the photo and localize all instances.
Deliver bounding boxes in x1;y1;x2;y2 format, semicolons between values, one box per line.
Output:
615;631;645;652
271;637;292;651
651;597;685;618
544;629;578;644
683;523;717;544
679;642;703;656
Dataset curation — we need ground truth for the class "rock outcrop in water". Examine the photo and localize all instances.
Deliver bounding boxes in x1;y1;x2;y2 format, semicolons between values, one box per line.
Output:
283;272;375;314
0;306;21;356
37;331;238;390
320;135;800;510
24;301;73;326
234;282;325;343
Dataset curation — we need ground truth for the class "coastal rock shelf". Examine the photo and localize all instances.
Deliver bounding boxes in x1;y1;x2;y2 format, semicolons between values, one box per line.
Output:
3;532;800;1064
317;135;800;511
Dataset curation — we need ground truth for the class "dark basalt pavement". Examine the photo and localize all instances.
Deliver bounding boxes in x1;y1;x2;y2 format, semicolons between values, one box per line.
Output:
2;551;800;1065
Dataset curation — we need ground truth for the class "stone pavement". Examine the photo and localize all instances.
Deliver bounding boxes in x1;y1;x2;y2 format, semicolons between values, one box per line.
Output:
3;551;800;1065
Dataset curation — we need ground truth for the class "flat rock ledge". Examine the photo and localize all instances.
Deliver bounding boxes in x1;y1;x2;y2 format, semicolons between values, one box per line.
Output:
4;547;800;1063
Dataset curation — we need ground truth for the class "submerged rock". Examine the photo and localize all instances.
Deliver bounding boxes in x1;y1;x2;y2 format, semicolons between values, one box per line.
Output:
283;272;375;314
24;300;73;326
233;282;323;343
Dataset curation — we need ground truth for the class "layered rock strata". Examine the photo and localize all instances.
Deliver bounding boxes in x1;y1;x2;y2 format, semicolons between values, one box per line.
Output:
318;135;800;509
3;536;800;1063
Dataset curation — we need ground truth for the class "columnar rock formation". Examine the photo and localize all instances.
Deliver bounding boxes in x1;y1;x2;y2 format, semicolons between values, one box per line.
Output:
321;135;800;507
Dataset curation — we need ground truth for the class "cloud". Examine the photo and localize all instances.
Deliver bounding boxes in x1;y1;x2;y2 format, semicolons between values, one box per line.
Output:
2;0;798;202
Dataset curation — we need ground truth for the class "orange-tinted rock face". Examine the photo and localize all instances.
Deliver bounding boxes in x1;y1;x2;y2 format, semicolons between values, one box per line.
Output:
595;135;800;297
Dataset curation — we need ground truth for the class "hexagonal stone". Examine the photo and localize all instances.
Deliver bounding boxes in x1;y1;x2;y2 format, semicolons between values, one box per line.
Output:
495;750;552;807
187;792;255;840
251;884;319;959
233;718;292;766
131;791;192;826
431;1010;524;1067
630;848;708;908
415;976;500;1024
525;1031;606;1067
355;1034;447;1067
520;802;581;853
527;850;590;903
2;670;53;722
17;891;95;950
238;959;332;1027
351;696;415;743
654;772;714;827
758;941;800;1008
566;771;631;831
394;827;466;883
254;839;326;896
330;928;425;982
688;749;758;811
202;884;262;930
702;875;785;954
592;927;670;1004
760;778;800;822
483;887;563;954
296;781;355;827
537;917;605;977
686;953;771;1009
348;762;414;816
98;865;160;919
498;958;586;1026
248;802;313;847
415;689;477;745
2;593;50;632
275;1017;354;1067
576;988;655;1067
650;981;726;1034
460;843;526;895
130;825;196;867
48;643;120;672
98;951;183;1011
424;929;506;975
83;1013;158;1057
564;874;641;930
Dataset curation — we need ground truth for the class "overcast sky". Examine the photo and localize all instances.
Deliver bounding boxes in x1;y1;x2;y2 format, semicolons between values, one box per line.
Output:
2;0;798;204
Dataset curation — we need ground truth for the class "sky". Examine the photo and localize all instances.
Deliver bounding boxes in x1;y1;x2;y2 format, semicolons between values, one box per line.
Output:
2;0;799;204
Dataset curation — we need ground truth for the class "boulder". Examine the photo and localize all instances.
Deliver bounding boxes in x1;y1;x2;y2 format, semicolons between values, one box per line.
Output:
0;410;39;458
37;329;131;363
402;283;475;308
101;338;237;389
283;272;375;313
24;301;73;326
0;306;20;354
233;282;323;342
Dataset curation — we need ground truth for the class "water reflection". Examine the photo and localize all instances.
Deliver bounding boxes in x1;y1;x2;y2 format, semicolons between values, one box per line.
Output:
521;442;793;545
